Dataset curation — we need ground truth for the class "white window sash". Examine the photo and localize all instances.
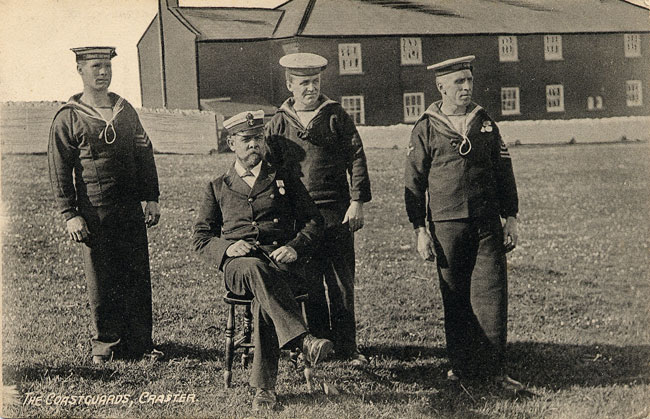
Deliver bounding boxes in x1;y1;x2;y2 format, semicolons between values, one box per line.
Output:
342;95;365;125
500;87;520;115
626;80;643;107
339;43;363;74
624;34;641;58
499;36;518;62
544;35;563;61
401;38;422;65
546;85;565;112
403;92;424;122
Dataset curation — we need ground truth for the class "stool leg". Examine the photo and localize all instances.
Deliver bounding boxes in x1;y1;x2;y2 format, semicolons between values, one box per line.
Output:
224;303;235;388
241;303;253;368
300;300;309;328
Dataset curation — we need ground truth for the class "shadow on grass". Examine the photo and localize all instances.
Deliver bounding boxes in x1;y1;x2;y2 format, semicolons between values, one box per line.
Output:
156;342;222;362
508;341;650;390
280;341;650;416
3;363;120;384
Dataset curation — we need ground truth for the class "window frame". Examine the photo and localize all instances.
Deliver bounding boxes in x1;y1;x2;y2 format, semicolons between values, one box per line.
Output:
498;36;519;62
624;34;641;58
400;37;423;65
341;95;366;125
338;43;363;75
403;92;425;122
545;84;565;113
626;80;643;107
500;87;521;116
544;35;563;61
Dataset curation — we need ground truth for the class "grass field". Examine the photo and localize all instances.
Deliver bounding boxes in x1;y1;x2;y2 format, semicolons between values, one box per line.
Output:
2;143;649;418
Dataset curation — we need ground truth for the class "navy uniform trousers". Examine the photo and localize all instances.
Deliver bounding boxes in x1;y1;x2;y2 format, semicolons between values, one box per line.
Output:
432;214;508;378
80;201;153;358
304;203;357;356
223;256;307;389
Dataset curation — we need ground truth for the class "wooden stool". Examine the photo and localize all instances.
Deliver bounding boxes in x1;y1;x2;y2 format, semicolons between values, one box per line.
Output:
222;291;309;388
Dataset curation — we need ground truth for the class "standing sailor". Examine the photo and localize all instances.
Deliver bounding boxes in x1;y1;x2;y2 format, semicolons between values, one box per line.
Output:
48;47;162;364
265;53;372;367
404;55;524;390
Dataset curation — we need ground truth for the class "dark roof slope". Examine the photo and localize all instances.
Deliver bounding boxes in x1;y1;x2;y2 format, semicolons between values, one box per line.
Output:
295;0;650;36
174;7;284;40
171;0;649;41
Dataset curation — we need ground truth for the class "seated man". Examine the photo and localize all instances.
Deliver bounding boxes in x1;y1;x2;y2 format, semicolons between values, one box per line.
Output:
192;110;333;412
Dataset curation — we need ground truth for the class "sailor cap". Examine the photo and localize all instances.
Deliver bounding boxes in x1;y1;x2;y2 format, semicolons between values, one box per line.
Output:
427;55;475;76
71;46;117;62
279;53;328;76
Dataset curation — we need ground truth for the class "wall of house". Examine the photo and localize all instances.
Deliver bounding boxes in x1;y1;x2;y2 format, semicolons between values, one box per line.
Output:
265;33;649;125
160;8;199;110
137;18;164;109
197;40;274;103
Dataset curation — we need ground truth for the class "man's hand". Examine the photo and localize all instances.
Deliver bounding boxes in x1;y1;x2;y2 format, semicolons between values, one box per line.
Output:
144;201;160;228
342;201;364;232
416;227;436;262
503;216;518;253
226;240;254;257
270;246;298;264
67;215;90;242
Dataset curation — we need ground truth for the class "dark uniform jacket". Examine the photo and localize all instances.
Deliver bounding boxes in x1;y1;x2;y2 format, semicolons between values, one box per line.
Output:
48;93;159;220
192;161;324;270
405;101;518;227
264;96;372;208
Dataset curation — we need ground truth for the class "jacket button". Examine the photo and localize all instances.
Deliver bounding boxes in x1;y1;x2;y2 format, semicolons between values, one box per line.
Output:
269;194;275;199
272;241;278;246
248;198;254;203
273;218;279;223
252;221;258;226
255;241;261;246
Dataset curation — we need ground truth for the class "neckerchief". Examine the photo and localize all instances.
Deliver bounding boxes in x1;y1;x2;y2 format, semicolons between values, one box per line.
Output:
57;93;125;144
420;101;483;156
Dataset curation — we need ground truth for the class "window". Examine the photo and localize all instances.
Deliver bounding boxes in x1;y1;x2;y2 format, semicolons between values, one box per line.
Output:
499;36;518;62
403;92;425;122
544;35;563;60
401;38;422;65
338;43;363;74
500;87;520;115
587;96;603;111
626;80;643;107
341;95;365;124
546;85;565;112
624;34;641;58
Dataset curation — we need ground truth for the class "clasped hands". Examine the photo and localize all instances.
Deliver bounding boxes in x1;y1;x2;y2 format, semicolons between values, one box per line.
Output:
226;240;298;264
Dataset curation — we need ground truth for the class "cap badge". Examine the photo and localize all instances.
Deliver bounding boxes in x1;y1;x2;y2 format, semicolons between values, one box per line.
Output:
246;113;255;126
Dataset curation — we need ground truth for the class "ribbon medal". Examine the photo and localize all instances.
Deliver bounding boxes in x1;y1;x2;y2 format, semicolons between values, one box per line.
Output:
276;179;286;195
481;120;493;133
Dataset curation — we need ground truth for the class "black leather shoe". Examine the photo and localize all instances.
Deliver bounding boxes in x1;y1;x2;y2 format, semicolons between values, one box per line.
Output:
252;388;277;412
302;335;334;366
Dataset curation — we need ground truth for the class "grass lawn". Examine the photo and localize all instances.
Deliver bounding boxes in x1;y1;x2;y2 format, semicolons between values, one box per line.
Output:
2;142;649;418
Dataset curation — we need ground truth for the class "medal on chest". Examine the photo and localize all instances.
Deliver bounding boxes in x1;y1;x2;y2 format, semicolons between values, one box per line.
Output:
276;179;286;195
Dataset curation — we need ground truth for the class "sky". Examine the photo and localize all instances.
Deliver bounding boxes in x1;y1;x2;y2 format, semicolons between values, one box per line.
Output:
0;0;285;107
